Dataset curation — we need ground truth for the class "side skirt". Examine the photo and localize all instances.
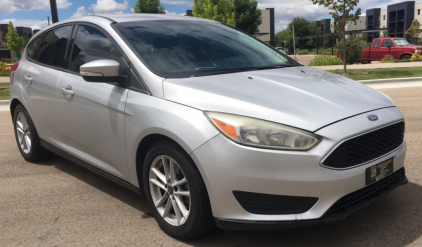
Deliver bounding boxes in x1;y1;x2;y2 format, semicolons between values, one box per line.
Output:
40;139;143;196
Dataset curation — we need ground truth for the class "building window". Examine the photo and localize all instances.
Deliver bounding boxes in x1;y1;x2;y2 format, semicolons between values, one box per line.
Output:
418;9;420;15
383;15;386;20
354;21;357;25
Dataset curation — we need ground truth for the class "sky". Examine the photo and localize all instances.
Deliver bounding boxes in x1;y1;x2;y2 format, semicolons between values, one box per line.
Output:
1;0;422;32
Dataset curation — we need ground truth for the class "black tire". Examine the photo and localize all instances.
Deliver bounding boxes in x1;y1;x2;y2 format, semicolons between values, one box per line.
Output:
143;140;214;240
401;55;411;60
13;104;48;162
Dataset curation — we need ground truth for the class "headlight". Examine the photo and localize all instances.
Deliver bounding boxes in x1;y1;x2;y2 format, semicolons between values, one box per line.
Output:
205;112;321;150
415;49;421;53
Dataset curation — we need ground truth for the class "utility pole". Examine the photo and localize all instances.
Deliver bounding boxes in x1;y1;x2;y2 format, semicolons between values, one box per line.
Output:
47;16;50;26
49;0;59;23
292;25;296;60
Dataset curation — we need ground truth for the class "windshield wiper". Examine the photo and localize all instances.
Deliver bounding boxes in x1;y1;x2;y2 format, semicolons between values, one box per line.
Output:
253;64;299;71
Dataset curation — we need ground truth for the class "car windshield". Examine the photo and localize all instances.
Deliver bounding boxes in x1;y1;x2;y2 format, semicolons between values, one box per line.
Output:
393;39;410;46
114;20;299;78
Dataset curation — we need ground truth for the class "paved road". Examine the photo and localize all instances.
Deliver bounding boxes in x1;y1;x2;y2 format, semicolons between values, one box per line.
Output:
1;87;422;246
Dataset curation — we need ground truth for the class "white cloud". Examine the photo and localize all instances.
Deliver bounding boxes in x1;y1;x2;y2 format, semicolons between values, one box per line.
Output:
0;19;49;30
0;0;72;14
165;10;185;16
92;0;129;13
130;8;135;13
161;0;192;6
71;6;87;18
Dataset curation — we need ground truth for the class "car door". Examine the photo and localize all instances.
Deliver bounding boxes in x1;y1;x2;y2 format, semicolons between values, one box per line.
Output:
380;39;395;59
56;24;130;180
20;25;73;149
370;39;381;60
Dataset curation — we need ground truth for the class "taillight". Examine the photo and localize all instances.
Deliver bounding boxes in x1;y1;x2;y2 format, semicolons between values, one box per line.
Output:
9;61;19;74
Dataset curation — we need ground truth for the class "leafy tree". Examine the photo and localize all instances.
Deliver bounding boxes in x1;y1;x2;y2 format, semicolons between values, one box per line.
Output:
405;19;422;44
193;0;236;26
287;17;321;37
134;0;165;14
4;21;26;52
275;29;298;47
233;0;261;35
310;0;361;74
336;36;366;64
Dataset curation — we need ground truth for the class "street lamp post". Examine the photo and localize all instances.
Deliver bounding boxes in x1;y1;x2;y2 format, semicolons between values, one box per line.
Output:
49;0;59;23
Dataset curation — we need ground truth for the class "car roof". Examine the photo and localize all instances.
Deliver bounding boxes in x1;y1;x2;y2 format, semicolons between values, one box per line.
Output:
66;14;216;24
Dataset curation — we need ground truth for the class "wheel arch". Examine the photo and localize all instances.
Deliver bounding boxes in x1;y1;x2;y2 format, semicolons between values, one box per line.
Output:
400;53;412;60
10;98;22;118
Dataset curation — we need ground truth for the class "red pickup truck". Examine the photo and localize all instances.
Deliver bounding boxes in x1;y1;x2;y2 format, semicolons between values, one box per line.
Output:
361;38;422;62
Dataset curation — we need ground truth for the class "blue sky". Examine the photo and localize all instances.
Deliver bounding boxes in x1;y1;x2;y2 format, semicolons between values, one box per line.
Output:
0;0;421;31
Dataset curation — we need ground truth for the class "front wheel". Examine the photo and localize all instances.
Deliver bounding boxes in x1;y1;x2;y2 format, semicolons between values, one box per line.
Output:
401;55;411;60
143;141;214;240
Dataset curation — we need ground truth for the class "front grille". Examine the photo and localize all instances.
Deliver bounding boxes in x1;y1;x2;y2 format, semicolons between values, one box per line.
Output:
324;168;406;220
233;191;318;215
323;122;404;169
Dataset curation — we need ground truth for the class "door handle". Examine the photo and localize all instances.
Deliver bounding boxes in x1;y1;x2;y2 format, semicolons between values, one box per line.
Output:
61;86;74;99
24;74;32;85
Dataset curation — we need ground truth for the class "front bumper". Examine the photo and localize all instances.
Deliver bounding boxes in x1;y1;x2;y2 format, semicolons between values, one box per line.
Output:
190;107;407;224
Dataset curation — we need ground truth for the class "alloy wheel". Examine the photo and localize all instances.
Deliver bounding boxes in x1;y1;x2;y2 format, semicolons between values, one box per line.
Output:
16;111;31;154
149;155;191;226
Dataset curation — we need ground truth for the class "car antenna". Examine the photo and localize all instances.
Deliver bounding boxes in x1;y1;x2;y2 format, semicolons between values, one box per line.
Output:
90;4;96;15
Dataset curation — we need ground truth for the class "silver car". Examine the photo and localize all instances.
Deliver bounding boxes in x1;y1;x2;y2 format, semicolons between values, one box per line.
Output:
10;14;407;240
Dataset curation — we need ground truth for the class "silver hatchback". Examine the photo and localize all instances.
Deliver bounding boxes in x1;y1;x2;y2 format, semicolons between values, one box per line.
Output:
10;14;407;239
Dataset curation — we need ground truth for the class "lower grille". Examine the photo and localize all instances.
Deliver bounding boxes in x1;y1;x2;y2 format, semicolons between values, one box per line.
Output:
323;122;405;169
233;191;318;215
324;168;406;220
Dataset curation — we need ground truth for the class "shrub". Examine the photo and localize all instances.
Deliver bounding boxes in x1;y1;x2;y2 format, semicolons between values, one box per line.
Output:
309;55;343;66
337;36;367;64
0;62;11;73
0;58;12;63
297;49;310;55
411;53;422;61
394;59;411;63
381;54;395;63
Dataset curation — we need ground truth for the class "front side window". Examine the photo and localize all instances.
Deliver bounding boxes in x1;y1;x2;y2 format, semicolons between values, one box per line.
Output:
373;40;380;48
115;21;298;78
382;40;393;47
26;34;43;60
69;25;121;73
393;39;410;46
36;25;72;68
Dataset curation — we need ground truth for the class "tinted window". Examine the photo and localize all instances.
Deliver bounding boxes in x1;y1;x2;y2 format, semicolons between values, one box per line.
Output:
69;25;121;73
26;34;43;60
37;25;72;68
115;21;298;78
382;40;393;47
373;40;380;48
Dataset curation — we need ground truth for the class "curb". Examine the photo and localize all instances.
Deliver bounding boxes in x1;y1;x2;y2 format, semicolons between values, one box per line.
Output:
0;100;10;105
358;77;422;84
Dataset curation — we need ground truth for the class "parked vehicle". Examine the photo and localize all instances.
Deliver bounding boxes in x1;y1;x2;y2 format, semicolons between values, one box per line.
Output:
10;14;407;240
361;38;422;62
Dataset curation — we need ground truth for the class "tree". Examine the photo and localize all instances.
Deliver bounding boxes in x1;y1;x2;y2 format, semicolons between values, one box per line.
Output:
4;21;26;62
310;0;361;74
134;0;165;14
287;17;321;37
337;36;366;64
193;0;236;26
405;19;422;44
233;0;261;35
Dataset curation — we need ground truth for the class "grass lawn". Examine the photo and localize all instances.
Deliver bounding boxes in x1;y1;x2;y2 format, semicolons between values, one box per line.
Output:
327;67;422;81
0;82;10;100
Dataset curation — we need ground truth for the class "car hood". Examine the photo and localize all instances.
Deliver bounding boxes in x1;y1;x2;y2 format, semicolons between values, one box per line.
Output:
163;66;394;132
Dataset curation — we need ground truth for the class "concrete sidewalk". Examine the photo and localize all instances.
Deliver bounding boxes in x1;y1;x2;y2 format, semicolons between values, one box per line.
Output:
0;77;10;83
313;61;422;70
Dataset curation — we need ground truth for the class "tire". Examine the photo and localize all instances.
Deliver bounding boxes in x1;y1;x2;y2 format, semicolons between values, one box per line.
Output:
13;104;48;162
401;55;411;60
143;140;214;240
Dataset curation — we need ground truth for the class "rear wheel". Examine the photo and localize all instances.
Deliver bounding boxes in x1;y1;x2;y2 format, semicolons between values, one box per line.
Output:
401;54;411;60
143;141;214;240
13;104;48;162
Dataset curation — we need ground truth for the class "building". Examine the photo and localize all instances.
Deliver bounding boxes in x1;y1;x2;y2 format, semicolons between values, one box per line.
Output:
256;8;275;46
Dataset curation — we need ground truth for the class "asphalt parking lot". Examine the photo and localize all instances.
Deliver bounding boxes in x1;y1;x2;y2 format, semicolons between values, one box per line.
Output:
1;86;421;246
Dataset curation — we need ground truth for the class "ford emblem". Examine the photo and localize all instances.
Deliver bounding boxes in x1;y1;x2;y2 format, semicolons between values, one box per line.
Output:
367;115;379;121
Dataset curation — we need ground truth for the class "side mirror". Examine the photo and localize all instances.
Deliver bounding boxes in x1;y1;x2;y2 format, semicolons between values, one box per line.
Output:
386;43;393;49
80;59;125;83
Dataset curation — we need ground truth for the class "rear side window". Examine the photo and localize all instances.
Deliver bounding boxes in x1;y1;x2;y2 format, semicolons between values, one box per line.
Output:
26;35;43;60
69;25;121;73
373;40;380;48
37;25;72;68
